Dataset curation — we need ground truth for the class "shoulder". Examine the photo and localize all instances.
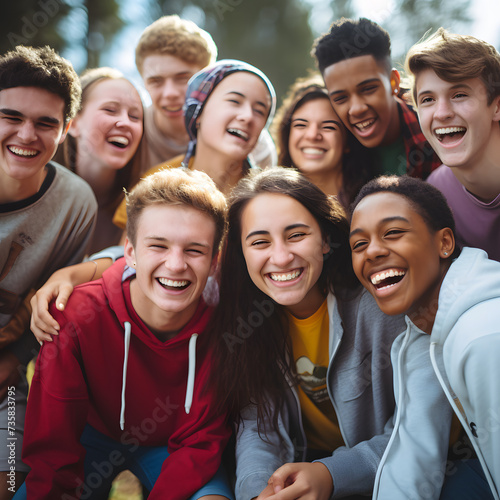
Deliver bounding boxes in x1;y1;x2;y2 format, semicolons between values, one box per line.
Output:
50;162;97;209
426;164;456;186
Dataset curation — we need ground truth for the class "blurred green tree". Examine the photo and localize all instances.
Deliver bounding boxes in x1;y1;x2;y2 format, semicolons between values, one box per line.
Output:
149;0;316;101
0;0;124;69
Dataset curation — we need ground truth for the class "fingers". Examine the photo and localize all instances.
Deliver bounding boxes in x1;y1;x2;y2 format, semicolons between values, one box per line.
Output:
30;288;63;342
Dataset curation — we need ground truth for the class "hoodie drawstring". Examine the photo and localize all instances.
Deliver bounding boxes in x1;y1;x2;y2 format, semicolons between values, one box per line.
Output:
185;333;198;414
120;322;131;430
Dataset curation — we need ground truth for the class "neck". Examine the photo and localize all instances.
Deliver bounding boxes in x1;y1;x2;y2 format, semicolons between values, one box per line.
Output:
0;166;47;203
379;97;401;147
449;132;500;202
192;145;246;196
304;166;343;197
129;279;198;341
153;109;190;144
75;151;117;205
286;286;327;320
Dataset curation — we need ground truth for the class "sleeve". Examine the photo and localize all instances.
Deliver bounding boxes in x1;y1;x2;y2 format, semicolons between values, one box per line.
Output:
316;416;395;498
373;339;453;500
148;356;232;500
235;402;295;500
89;245;125;263
22;308;89;500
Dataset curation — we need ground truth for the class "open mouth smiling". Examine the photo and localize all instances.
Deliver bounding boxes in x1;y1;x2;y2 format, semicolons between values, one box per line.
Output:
8;145;39;157
107;136;129;149
353;118;376;132
434;126;466;143
370;268;406;290
268;268;303;282
157;277;190;290
227;128;249;141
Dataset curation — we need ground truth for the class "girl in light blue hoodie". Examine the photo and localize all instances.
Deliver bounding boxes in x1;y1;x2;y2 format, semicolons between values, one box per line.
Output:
349;175;500;500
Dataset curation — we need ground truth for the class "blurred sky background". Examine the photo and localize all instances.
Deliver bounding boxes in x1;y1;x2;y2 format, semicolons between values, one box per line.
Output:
1;0;499;105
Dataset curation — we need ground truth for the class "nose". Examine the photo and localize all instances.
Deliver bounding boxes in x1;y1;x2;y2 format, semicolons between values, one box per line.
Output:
349;95;368;118
164;249;188;273
161;79;181;99
365;238;389;261
269;241;294;268
17;121;37;143
303;123;321;141
434;98;454;121
115;110;133;128
237;103;254;122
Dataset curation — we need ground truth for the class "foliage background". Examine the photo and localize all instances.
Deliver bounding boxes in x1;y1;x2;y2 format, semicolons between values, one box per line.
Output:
1;0;498;105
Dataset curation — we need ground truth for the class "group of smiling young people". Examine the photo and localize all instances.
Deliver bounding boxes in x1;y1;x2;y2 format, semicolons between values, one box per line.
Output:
5;14;500;500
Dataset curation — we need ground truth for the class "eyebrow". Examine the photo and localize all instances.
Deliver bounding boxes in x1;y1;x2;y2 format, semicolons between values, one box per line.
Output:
329;78;380;97
349;216;410;238
0;108;60;125
417;82;473;100
226;91;269;110
144;236;211;249
245;223;310;241
292;117;342;127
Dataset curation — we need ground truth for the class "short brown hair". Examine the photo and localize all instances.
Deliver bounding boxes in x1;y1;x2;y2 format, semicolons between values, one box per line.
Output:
126;168;227;253
135;15;217;74
406;28;500;105
0;45;81;123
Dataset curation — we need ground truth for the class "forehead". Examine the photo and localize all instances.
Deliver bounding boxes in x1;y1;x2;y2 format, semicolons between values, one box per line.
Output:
293;97;340;119
0;86;65;124
209;72;271;106
136;203;216;242
141;53;203;78
84;78;142;106
323;54;390;90
415;68;488;96
352;192;416;225
242;192;317;228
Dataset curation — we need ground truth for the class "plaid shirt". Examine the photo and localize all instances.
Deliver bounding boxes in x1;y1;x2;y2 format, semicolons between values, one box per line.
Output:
398;97;441;179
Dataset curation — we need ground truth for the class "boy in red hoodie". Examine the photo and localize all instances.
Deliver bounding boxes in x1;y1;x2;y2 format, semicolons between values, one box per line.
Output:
19;168;232;499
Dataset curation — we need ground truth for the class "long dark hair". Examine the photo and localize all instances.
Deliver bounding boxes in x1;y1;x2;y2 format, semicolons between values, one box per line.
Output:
272;74;376;209
208;167;358;435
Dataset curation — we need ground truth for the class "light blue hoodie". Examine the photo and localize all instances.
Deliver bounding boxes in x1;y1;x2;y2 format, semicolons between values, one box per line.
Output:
374;248;500;500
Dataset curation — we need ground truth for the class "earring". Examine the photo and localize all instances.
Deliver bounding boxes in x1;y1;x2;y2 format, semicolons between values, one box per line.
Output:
443;252;448;256
133;262;136;266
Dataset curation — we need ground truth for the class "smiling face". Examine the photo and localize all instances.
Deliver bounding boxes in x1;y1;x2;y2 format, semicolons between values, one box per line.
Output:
196;72;271;162
0;86;67;200
70;78;143;171
323;54;401;148
350;192;453;331
415;69;500;171
142;54;204;138
124;203;217;334
240;192;329;319
289;97;346;176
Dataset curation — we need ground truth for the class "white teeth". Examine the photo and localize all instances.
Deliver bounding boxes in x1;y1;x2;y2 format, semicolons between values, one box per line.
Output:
269;269;301;282
370;269;406;285
8;146;38;157
158;278;189;287
108;136;129;147
227;128;249;141
302;148;325;155
354;119;375;130
435;127;466;135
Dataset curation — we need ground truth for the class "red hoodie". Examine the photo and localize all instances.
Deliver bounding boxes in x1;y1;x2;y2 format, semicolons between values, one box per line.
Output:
22;259;231;499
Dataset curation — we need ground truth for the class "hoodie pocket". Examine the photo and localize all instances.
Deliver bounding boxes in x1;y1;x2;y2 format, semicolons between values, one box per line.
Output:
336;351;373;402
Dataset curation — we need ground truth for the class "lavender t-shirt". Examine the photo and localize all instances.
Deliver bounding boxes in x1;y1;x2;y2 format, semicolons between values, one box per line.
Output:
427;165;500;262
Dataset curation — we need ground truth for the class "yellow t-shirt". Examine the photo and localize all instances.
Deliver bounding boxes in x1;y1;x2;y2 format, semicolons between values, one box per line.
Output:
288;299;345;452
112;154;191;229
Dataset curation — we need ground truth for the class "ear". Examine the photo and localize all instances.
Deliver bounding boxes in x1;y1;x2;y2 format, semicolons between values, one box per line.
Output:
437;227;455;259
322;238;331;256
209;252;219;276
390;69;401;95
124;237;136;268
59;119;73;144
491;94;500;122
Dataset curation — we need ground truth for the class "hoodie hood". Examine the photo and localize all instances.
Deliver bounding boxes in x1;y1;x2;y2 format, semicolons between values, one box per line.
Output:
431;247;500;344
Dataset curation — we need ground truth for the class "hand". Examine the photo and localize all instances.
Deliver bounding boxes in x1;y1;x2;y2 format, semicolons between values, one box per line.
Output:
256;484;275;499
30;276;74;343
264;462;333;500
0;351;21;402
